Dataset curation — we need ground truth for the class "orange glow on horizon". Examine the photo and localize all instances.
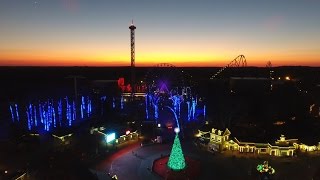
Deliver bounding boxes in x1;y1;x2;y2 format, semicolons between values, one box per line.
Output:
1;57;319;67
0;49;319;67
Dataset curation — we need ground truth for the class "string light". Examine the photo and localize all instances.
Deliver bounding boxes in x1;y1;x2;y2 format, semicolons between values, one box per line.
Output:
192;98;196;119
58;99;62;126
53;104;56;128
145;95;149;119
7;96;92;131
15;104;19;122
34;106;37;127
10;105;14;122
120;95;124;109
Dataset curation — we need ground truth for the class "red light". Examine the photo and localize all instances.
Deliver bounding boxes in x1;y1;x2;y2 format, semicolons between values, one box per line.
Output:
167;126;172;129
126;130;130;135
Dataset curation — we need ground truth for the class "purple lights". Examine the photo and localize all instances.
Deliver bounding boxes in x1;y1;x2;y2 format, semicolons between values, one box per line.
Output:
145;84;206;125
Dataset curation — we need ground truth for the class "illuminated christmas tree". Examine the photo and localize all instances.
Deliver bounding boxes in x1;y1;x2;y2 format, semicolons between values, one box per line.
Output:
167;128;186;171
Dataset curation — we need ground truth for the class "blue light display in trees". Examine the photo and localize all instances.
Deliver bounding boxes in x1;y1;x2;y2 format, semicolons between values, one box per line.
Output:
10;105;14;122
15;104;19;122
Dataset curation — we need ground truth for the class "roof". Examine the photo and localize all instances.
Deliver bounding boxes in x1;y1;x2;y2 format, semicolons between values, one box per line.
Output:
270;145;296;150
255;143;271;148
234;138;271;148
223;128;231;136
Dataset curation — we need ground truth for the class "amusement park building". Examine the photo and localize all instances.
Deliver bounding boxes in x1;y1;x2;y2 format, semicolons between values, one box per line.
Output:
197;128;320;157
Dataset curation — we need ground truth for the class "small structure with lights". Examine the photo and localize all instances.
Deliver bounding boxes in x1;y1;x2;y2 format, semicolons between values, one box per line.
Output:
105;133;116;143
52;133;73;147
256;161;275;180
91;127;139;145
52;133;73;142
197;126;320;157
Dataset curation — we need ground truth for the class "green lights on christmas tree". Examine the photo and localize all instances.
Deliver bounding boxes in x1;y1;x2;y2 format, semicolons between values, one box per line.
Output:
167;131;186;171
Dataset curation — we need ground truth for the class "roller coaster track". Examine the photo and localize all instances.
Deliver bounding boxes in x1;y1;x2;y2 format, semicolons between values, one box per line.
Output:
210;55;247;79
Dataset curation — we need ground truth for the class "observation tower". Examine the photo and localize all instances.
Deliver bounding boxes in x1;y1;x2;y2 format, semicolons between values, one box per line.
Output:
129;20;136;95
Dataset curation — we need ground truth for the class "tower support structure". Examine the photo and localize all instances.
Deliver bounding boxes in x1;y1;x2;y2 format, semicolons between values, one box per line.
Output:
129;20;136;95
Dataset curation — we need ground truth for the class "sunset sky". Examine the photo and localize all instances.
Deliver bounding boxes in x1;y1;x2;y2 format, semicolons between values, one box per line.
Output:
0;0;320;67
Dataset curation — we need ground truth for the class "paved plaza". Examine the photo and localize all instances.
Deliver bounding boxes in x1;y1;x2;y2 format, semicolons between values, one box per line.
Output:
93;140;320;180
